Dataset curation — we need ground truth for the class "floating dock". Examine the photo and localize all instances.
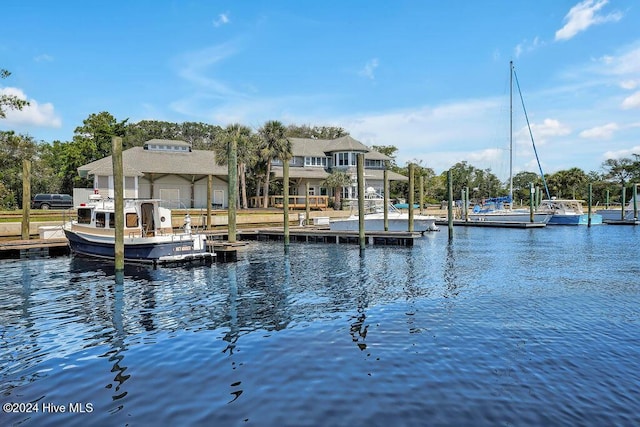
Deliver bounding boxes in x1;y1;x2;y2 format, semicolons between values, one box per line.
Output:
434;220;547;228
0;238;70;259
603;219;640;226
250;227;421;246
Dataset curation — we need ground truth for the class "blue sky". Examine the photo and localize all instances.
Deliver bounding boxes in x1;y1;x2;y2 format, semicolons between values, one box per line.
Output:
1;0;639;181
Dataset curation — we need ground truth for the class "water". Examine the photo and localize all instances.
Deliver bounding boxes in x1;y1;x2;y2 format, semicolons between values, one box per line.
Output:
1;226;639;426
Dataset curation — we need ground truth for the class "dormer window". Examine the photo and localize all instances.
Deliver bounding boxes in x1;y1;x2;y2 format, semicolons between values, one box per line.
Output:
334;152;356;166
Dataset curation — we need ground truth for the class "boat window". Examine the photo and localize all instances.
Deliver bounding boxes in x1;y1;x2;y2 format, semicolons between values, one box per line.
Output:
108;213;115;228
126;213;139;228
77;208;92;224
95;212;106;228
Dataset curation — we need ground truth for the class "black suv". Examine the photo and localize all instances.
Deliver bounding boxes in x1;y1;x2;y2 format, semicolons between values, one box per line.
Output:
31;194;74;210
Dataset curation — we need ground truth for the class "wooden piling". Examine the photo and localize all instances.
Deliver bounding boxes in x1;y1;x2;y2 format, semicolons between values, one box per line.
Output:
529;182;535;223
112;137;124;271
408;163;414;232
206;175;212;229
283;159;290;249
447;170;453;239
621;185;626;221
634;184;638;220
383;169;389;232
227;134;238;243
357;153;365;251
21;160;31;240
588;183;592;227
305;182;310;226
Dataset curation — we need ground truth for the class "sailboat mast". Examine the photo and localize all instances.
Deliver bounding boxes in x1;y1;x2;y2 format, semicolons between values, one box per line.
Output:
509;61;513;204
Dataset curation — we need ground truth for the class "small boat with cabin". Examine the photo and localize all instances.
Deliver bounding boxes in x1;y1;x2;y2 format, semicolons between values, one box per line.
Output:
537;198;603;225
63;195;215;265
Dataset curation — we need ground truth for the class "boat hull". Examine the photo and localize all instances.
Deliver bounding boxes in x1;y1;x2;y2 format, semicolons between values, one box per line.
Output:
596;209;636;222
64;229;214;264
467;212;551;223
548;214;603;225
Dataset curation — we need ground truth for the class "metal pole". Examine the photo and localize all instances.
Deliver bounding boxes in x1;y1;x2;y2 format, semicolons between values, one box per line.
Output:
21;160;31;240
112;137;124;271
357;153;365;251
447;170;453;239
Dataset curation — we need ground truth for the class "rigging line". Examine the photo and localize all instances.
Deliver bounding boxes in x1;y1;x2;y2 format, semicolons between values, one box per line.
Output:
512;67;551;199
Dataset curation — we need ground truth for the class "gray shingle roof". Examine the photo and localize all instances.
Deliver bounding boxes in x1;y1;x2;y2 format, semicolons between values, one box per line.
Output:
78;146;227;177
288;135;392;161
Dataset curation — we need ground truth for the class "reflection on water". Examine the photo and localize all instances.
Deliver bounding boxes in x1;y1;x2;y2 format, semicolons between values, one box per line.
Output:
1;228;640;426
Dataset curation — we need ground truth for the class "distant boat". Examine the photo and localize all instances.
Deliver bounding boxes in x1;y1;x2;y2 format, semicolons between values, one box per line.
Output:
329;204;439;232
468;196;551;223
596;196;639;222
537;198;603;225
63;195;215;265
469;62;550;224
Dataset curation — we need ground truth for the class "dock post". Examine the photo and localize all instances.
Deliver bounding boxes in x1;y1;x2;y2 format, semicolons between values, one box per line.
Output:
587;183;593;231
529;182;534;223
21;159;31;240
206;175;212;229
605;189;610;209
283;159;290;250
383;169;389;231
408;163;414;232
621;185;626;221
305;182;310;226
462;187;468;222
447;169;453;239
634;184;638;220
357;153;365;252
227;132;238;243
419;174;424;216
112;137;124;271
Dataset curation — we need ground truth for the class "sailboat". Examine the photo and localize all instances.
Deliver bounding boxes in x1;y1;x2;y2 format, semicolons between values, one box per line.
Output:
468;61;551;224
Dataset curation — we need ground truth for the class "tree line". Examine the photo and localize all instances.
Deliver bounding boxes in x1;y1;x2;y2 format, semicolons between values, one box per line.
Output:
1;67;639;210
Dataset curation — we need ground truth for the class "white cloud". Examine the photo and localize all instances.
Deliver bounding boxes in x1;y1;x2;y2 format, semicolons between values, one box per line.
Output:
0;87;61;128
555;0;622;41
603;145;640;160
34;54;53;62
579;122;619;139
622;91;640;109
358;58;379;80
514;37;544;58
213;13;230;27
527;119;571;139
620;80;638;90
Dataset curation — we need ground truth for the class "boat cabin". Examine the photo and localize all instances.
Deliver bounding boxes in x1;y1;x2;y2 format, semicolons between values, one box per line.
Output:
74;197;174;238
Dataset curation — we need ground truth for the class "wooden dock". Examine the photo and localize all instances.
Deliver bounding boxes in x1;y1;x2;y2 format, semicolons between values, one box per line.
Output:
603;219;640;225
250;227;421;246
434;220;547;228
0;238;70;259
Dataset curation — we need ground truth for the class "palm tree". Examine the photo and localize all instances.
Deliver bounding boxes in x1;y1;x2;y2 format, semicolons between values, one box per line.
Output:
258;120;291;208
322;171;352;209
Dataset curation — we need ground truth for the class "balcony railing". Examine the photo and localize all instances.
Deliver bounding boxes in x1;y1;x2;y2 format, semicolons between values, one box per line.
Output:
249;195;329;209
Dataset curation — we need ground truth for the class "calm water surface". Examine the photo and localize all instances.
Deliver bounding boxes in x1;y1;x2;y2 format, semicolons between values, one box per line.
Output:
1;226;639;426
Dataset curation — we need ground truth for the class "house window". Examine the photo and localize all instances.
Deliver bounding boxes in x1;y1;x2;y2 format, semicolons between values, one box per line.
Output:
304;157;328;167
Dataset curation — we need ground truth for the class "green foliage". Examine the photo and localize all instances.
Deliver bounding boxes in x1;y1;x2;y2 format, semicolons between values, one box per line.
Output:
285;124;348;139
0;69;29;118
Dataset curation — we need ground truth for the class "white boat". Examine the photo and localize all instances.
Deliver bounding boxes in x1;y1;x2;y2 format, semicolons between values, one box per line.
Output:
468;62;550;224
329;204;439;232
537;198;603;225
597;197;639;222
468;196;551;223
63;195;215;265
